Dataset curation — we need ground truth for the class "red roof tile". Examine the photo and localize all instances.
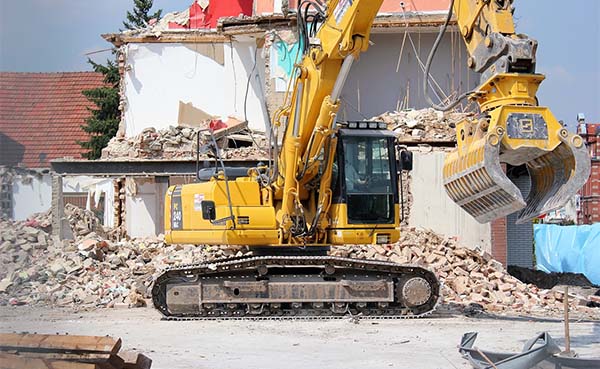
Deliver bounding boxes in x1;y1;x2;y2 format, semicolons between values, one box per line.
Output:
0;72;105;168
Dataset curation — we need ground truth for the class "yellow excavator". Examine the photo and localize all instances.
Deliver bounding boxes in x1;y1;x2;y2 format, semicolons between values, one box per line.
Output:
152;0;590;318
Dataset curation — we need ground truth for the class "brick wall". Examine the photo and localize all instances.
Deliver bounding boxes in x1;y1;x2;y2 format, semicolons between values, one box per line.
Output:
578;124;600;224
491;217;507;265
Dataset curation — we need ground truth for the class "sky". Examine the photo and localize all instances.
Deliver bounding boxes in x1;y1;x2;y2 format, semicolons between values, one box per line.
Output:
1;0;599;125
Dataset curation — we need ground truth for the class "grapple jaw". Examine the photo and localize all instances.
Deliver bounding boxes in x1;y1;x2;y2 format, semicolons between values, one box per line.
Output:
518;130;590;223
443;106;590;224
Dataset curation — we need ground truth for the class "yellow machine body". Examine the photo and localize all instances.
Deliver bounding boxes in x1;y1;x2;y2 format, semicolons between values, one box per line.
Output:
164;180;400;246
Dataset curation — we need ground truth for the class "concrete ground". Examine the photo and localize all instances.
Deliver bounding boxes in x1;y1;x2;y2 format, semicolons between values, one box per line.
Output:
0;307;598;369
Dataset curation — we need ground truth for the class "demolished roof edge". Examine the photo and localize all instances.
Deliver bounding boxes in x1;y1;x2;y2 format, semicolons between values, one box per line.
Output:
102;12;455;46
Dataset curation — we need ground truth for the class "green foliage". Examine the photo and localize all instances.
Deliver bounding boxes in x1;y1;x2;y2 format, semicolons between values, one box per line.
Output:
79;0;162;159
78;59;120;160
123;0;163;30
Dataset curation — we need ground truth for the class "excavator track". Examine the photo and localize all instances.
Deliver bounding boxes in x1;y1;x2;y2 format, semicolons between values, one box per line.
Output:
152;255;440;320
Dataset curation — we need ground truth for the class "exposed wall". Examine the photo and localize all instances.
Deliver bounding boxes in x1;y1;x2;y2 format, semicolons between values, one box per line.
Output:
224;38;270;131
123;41;269;137
339;32;478;121
506;173;533;268
409;151;491;251
12;173;52;221
125;177;169;238
266;30;477;122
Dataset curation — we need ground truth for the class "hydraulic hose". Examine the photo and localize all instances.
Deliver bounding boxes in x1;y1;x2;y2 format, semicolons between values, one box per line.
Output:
423;0;474;111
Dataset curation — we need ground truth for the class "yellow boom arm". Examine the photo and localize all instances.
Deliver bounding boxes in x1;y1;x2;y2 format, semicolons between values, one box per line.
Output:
272;0;384;242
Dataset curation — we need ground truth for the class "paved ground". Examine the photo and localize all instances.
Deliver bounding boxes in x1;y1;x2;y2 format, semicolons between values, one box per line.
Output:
0;307;599;369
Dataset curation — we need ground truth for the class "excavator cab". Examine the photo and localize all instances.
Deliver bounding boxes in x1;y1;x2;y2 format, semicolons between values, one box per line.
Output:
335;124;398;226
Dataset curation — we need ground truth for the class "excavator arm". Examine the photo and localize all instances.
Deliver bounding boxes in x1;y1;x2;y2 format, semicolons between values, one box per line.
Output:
273;0;385;243
434;0;590;223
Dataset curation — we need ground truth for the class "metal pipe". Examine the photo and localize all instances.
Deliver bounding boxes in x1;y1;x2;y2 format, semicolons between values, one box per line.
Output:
400;171;405;222
564;286;571;354
292;81;304;137
196;129;200;182
331;54;355;101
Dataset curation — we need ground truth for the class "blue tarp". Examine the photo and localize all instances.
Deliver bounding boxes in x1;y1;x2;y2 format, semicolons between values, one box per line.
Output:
534;223;600;285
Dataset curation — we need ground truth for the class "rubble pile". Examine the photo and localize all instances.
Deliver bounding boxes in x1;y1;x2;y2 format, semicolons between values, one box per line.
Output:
1;207;597;318
331;228;599;318
101;125;268;161
372;108;473;142
0;208;250;308
64;203;105;239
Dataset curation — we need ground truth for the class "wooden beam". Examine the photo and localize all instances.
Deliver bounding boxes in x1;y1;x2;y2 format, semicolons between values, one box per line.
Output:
0;334;121;355
0;353;100;369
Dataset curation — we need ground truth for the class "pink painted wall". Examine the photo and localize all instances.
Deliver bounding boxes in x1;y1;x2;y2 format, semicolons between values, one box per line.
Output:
380;0;450;13
169;0;253;29
254;0;450;15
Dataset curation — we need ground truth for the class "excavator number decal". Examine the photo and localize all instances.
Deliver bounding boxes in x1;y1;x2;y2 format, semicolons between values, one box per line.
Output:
171;186;183;230
506;113;548;140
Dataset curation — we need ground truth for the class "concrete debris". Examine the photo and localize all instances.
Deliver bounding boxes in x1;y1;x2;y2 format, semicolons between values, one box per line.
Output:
330;228;599;319
1;208;597;319
65;203;106;240
372;108;474;142
0;206;251;309
101;121;267;161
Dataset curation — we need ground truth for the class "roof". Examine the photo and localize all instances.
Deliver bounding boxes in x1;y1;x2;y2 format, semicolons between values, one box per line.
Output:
0;72;105;168
103;12;454;45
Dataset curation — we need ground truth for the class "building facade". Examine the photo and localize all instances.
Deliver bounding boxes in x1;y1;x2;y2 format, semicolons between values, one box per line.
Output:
578;123;600;224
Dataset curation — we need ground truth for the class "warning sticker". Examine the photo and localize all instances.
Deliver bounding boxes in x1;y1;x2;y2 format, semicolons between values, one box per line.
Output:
194;193;205;211
334;0;353;24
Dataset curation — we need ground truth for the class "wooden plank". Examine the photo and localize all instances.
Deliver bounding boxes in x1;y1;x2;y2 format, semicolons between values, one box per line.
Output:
15;352;124;368
0;353;100;369
0;334;121;355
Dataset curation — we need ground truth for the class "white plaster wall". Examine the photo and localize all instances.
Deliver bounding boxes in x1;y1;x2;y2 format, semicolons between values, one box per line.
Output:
12;174;52;221
224;38;270;132
409;151;492;251
339;32;479;120
124;41;269;137
62;175;97;192
125;178;168;238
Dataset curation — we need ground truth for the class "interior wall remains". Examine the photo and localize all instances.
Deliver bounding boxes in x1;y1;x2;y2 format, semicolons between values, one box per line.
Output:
122;41;269;137
409;151;492;251
125;177;169;238
338;32;478;121
266;31;478;122
11;173;52;221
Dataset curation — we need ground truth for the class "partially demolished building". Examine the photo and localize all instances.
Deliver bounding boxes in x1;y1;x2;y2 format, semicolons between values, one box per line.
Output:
48;0;536;266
